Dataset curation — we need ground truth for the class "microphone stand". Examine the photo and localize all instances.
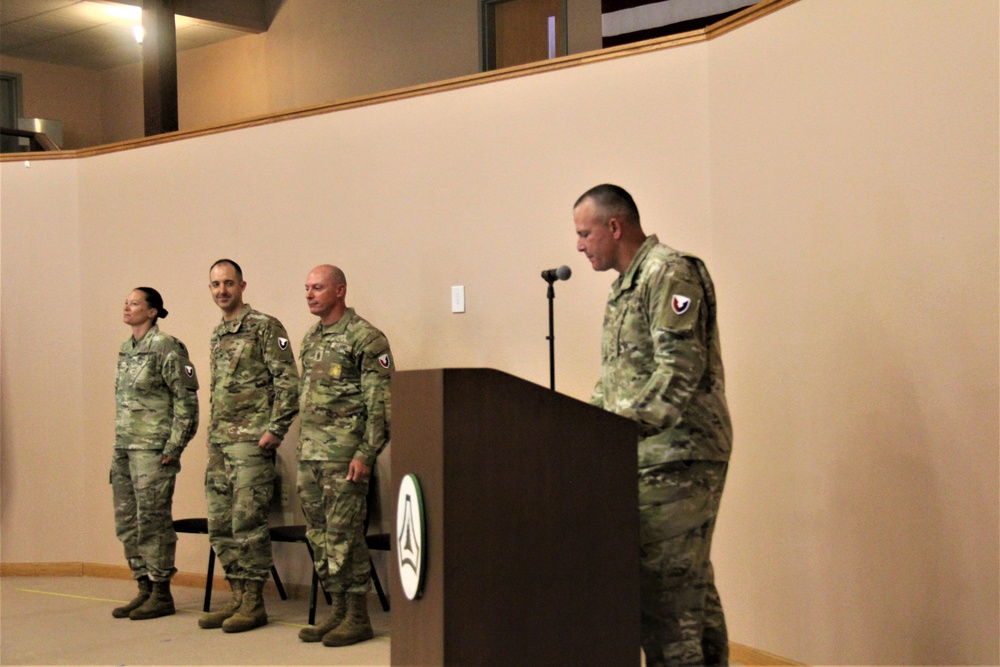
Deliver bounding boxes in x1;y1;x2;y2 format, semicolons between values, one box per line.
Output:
545;276;557;390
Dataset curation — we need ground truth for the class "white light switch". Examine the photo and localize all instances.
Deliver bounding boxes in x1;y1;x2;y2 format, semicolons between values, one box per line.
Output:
451;286;465;313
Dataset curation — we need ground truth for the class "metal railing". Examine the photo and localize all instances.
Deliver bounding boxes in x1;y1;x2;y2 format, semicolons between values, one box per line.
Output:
0;127;60;152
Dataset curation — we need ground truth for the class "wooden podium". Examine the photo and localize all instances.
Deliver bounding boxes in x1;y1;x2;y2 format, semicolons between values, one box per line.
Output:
389;368;640;666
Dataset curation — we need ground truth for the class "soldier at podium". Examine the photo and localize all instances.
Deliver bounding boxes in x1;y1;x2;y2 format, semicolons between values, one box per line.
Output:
296;264;394;647
573;184;733;667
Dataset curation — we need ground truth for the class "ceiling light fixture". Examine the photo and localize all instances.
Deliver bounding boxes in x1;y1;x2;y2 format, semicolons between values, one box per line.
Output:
100;3;142;21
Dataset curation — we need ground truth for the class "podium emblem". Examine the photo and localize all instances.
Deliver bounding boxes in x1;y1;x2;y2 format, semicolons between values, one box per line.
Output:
396;473;426;600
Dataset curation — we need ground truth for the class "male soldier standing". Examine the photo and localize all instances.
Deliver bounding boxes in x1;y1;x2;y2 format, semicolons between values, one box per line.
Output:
296;264;393;647
199;259;299;633
574;185;733;667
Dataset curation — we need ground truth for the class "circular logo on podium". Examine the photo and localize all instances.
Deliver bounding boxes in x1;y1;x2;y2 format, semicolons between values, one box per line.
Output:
396;473;426;600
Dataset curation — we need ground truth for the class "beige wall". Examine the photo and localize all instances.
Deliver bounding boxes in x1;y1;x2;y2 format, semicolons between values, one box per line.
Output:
1;0;602;148
706;2;999;663
0;56;103;149
1;1;997;665
1;158;89;556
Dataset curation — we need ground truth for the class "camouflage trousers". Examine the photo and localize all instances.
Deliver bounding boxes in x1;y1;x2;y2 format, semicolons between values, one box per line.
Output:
110;448;179;582
639;460;729;667
205;442;276;582
297;460;371;595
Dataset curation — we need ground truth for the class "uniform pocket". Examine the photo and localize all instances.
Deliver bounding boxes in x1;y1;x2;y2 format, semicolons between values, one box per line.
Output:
638;462;714;544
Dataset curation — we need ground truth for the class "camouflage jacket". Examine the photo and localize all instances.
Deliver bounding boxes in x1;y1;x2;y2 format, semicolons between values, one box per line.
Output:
298;308;393;465
592;235;732;467
115;324;200;459
209;304;300;444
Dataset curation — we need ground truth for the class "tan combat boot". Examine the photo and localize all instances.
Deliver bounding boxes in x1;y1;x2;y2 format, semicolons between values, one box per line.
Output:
112;576;151;618
129;580;175;620
198;579;244;629
298;593;346;642
322;593;374;646
221;579;267;633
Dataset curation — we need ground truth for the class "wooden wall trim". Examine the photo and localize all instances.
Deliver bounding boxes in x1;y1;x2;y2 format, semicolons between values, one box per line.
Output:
0;0;797;164
730;642;806;666
0;561;309;599
1;562;85;577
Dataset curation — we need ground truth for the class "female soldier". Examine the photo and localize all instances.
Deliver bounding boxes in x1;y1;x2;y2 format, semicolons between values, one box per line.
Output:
111;287;199;620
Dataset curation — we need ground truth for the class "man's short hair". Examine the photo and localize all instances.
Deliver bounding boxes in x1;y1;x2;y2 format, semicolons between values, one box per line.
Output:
210;258;243;282
575;184;640;226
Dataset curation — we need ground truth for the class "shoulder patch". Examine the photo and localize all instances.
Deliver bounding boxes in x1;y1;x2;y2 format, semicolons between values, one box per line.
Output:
656;276;702;331
278;337;289;350
378;353;391;369
671;295;691;315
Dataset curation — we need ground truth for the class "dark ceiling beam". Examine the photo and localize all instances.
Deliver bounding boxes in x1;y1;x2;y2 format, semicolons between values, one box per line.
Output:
115;0;279;32
142;0;178;136
126;0;281;136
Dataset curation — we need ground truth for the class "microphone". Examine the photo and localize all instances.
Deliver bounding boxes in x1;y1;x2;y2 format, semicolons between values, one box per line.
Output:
541;265;572;283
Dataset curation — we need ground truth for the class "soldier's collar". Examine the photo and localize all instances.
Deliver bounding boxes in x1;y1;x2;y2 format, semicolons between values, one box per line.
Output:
130;324;159;349
613;235;659;295
220;304;252;332
321;307;355;334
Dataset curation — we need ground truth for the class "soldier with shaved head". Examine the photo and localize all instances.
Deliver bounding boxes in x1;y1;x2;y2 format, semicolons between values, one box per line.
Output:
296;264;393;648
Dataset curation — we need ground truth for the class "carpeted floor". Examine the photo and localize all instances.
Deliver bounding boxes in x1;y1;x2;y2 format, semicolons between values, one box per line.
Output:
0;575;390;666
1;575;785;666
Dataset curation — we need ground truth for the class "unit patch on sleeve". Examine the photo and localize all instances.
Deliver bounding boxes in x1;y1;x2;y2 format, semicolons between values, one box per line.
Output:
671;295;691;315
658;279;701;331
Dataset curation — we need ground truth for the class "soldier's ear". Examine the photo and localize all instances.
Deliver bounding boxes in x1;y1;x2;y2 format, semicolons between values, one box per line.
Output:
608;217;622;238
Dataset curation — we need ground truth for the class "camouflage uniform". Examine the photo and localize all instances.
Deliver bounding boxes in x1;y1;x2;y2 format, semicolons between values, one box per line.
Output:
207;304;299;583
297;308;393;595
112;325;199;582
592;235;732;667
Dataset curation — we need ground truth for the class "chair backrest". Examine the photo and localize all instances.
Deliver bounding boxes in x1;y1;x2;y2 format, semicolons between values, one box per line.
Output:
365;470;390;550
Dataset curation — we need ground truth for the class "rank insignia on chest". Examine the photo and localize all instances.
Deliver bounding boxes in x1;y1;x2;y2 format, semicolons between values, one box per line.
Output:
672;295;691;315
330;364;342;378
278;337;289;350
